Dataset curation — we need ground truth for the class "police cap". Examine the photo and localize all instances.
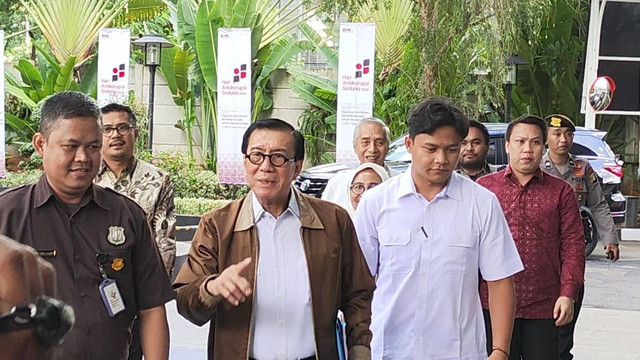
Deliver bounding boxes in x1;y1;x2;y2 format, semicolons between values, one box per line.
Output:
544;114;576;132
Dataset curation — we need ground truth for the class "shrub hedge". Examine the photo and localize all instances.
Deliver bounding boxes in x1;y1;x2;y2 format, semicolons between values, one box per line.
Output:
175;198;233;216
141;150;250;200
0;170;42;188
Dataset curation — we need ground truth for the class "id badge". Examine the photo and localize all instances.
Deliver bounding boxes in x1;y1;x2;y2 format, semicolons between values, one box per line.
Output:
99;278;126;317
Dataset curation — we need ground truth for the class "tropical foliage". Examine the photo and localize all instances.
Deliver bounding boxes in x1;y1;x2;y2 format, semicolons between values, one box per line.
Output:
4;43;95;145
123;0;169;22
4;0;136;148
156;0;315;168
288;0;418;165
0;0;30;61
20;0;127;65
510;0;588;122
352;0;413;77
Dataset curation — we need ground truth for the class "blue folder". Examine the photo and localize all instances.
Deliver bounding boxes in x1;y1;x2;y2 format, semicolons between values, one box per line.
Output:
336;317;347;360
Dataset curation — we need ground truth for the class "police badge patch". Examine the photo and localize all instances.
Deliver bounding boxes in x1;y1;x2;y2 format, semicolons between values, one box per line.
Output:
107;226;126;246
588;168;598;184
111;258;125;271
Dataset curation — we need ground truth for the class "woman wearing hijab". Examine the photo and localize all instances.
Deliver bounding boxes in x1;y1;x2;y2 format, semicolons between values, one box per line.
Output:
342;162;390;218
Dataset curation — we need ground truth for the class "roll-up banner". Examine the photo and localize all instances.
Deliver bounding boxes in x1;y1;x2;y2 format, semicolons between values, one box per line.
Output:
217;28;252;184
0;30;5;178
335;23;376;163
97;28;131;106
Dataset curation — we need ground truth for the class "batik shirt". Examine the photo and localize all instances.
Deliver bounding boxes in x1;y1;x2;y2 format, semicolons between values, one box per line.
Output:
477;167;585;319
95;157;176;275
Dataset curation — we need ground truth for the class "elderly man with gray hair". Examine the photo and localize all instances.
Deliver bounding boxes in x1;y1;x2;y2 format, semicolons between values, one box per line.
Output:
322;117;398;205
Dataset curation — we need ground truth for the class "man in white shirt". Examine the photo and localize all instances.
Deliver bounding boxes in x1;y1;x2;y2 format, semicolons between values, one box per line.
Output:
322;117;396;204
174;118;375;359
354;98;524;360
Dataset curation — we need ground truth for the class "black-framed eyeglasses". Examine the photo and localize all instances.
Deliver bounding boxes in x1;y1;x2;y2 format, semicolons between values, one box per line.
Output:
245;152;296;167
350;182;380;195
102;124;135;137
0;296;75;346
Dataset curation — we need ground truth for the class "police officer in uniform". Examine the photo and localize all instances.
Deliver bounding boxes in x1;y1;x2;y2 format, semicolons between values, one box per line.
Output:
541;113;620;360
0;92;174;360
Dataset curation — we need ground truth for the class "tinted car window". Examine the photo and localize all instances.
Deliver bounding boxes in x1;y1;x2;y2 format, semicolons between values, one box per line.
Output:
386;135;410;162
487;139;497;165
572;134;615;158
384;130;616;164
571;143;597;157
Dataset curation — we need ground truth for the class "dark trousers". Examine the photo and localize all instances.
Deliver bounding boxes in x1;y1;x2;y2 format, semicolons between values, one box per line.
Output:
558;286;585;360
484;310;559;360
127;317;142;360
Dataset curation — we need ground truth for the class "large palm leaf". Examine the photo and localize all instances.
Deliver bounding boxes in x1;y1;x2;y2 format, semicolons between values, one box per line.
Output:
126;0;167;21
354;0;414;69
20;0;127;65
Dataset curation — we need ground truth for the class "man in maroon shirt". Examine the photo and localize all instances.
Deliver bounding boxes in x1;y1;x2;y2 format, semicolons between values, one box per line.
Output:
477;115;585;359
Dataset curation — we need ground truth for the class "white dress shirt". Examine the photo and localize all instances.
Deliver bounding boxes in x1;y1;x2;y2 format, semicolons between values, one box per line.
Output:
321;169;353;205
250;193;316;360
353;169;523;360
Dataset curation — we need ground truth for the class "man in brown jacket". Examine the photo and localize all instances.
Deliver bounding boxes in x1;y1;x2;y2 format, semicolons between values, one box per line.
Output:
174;118;375;360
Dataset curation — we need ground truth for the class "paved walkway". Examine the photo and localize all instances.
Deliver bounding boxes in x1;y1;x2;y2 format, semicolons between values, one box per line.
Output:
167;242;640;359
167;300;208;359
166;301;640;359
573;307;640;360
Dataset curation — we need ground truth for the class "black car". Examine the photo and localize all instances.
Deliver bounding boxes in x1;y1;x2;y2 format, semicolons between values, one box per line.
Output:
295;123;626;224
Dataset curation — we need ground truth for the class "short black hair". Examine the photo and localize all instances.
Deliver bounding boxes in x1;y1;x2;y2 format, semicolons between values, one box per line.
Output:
407;98;469;140
101;103;137;127
241;118;305;161
39;91;101;139
506;115;548;144
468;120;489;145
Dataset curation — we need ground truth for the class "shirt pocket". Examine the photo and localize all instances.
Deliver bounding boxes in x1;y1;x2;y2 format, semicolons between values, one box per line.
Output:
378;228;413;273
100;249;137;316
444;232;476;275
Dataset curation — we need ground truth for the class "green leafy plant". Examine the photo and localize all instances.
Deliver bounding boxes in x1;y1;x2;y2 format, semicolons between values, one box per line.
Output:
290;6;421;153
160;0;315;170
0;170;42;188
20;0;126;65
298;107;336;166
159;44;200;163
124;93;151;155
121;0;169;22
17;143;42;171
4;43;99;147
175;197;233;215
352;0;414;77
510;0;587;122
146;150;249;199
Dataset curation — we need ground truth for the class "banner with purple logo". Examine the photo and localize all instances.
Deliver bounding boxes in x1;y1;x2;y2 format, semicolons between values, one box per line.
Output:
217;28;252;184
97;29;130;106
335;23;376;163
0;30;5;178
